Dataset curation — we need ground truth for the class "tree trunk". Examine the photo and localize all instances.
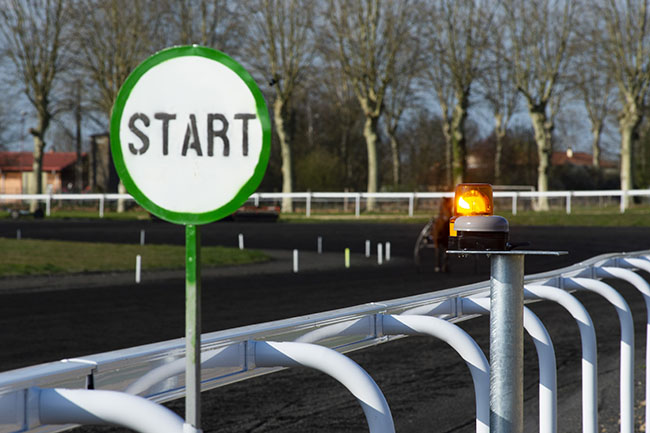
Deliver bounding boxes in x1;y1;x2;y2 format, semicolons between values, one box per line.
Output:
529;106;552;211
441;120;453;189
450;98;468;186
387;128;400;186
619;101;641;210
591;121;602;169
494;113;505;185
363;115;379;211
75;93;83;192
30;135;45;212
339;127;351;186
29;110;49;212
274;98;293;213
117;181;126;212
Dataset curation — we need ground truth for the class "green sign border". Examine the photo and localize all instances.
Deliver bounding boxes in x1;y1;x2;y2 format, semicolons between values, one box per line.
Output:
110;45;271;225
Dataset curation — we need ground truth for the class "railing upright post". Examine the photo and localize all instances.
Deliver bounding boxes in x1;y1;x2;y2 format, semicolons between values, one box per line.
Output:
512;193;518;216
566;192;572;215
38;388;186;433
525;285;598;433
306;193;311;217
254;341;395;433
99;196;105;218
355;193;361;218
408;194;414;217
564;277;634;433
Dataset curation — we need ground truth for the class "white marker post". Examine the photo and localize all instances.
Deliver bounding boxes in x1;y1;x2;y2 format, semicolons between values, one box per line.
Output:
365;240;371;258
377;243;383;265
135;255;142;283
110;45;270;431
385;242;391;261
140;229;145;246
16;229;21;240
238;233;244;250
293;249;299;273
317;236;322;254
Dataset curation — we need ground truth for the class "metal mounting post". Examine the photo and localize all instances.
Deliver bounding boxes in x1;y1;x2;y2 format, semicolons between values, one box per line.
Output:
448;249;565;433
490;253;524;433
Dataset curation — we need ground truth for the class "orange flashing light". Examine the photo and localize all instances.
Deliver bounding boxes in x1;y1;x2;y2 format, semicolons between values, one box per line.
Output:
449;183;494;237
454;183;493;217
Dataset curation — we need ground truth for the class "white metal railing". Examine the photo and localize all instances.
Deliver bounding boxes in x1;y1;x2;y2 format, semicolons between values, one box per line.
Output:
1;250;650;433
1;189;648;218
253;190;650;216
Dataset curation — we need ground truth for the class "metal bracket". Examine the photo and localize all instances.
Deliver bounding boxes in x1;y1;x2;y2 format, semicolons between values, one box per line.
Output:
447;250;567;256
245;341;256;371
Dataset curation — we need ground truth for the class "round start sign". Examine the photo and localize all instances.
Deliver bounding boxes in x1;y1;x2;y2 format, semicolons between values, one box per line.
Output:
110;45;270;225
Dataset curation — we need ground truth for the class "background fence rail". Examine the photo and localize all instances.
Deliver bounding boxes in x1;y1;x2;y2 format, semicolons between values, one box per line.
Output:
1;189;650;218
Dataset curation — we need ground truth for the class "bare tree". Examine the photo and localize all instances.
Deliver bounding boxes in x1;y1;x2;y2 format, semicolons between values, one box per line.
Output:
595;0;650;209
71;0;158;120
319;61;364;188
0;0;68;210
503;0;577;210
576;66;615;169
570;17;617;170
245;0;315;213
163;0;240;51
424;0;496;187
70;0;160;209
383;39;421;187
326;0;412;210
0;79;18;149
426;61;455;187
478;22;520;185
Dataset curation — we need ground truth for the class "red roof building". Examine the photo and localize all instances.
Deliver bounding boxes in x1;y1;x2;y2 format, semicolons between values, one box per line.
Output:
551;151;618;169
0;151;86;194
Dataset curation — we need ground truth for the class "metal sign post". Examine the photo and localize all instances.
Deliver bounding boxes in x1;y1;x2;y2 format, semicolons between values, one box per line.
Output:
449;250;565;433
110;45;270;430
185;224;201;427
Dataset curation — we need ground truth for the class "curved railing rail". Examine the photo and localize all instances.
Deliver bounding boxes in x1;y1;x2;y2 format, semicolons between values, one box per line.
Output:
1;249;650;433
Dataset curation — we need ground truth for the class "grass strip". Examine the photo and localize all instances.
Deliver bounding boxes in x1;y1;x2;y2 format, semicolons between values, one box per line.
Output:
501;207;650;227
0;238;269;277
2;205;650;227
281;206;650;227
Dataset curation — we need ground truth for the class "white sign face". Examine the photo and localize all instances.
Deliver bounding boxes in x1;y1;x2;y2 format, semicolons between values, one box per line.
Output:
110;46;270;225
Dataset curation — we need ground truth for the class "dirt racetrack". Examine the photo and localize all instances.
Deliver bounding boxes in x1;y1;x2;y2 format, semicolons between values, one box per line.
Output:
1;219;649;432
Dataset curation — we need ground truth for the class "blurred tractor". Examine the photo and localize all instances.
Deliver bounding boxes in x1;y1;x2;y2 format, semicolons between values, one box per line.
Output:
413;197;453;272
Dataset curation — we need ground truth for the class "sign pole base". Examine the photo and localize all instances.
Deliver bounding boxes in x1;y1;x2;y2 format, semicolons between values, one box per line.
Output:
185;224;201;428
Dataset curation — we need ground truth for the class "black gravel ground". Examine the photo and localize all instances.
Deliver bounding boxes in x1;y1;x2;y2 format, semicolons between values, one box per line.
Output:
1;219;650;432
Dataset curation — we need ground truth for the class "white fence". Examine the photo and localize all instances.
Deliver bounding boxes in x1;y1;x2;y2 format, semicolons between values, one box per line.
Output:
1;250;650;433
1;189;649;218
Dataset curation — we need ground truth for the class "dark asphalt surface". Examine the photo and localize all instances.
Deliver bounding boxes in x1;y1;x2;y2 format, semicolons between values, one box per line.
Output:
1;219;650;432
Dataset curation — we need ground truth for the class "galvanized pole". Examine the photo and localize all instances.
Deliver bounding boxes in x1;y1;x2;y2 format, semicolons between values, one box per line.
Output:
489;253;524;433
185;224;201;429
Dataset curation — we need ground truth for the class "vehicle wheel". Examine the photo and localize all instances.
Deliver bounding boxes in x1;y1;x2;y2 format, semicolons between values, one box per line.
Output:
413;218;434;268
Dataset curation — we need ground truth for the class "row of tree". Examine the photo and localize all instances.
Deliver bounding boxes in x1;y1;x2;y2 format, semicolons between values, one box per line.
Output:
0;0;649;212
